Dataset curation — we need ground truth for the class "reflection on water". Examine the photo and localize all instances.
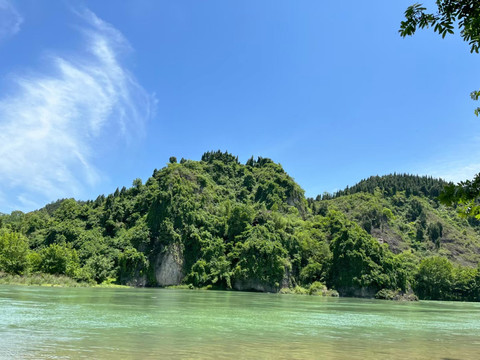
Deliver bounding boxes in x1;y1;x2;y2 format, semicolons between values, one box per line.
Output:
0;286;479;359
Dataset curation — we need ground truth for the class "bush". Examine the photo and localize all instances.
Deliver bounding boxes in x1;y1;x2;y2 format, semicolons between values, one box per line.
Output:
308;281;327;295
39;243;79;277
415;257;453;300
375;289;397;300
0;231;30;274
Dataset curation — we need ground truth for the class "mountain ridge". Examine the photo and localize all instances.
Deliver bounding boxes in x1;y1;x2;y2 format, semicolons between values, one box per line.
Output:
1;151;479;301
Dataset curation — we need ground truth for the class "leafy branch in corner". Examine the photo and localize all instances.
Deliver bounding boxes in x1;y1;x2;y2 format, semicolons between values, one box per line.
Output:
400;1;480;115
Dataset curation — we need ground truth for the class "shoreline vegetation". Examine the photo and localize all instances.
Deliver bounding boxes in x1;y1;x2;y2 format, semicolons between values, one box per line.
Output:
166;281;342;297
0;275;423;303
0;273;417;303
1;152;479;302
0;272;128;288
0;272;417;301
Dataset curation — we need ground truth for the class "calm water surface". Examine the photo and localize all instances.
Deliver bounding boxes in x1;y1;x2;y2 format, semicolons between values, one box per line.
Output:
0;285;479;359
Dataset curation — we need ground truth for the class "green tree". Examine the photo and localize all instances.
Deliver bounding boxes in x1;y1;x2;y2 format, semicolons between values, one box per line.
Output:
329;225;394;294
81;255;115;283
400;2;480;52
299;238;331;284
440;174;480;218
0;231;30;274
427;222;443;243
452;265;479;301
415;227;424;242
40;243;79;277
118;247;149;282
226;204;254;241
415;256;453;300
232;226;287;289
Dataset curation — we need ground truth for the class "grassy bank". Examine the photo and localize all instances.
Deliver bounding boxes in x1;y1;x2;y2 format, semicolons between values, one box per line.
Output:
0;272;130;288
0;275;418;300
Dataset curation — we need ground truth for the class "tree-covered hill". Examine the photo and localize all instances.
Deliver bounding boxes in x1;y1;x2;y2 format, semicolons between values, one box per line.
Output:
329;174;449;200
313;175;480;267
1;152;479;301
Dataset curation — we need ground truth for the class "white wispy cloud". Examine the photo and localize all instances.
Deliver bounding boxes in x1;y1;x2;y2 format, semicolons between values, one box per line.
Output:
0;9;154;211
424;160;480;184
415;143;480;184
0;0;23;39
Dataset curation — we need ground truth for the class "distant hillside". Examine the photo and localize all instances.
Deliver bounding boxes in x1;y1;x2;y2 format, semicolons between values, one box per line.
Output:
330;174;449;200
311;175;480;267
1;152;479;301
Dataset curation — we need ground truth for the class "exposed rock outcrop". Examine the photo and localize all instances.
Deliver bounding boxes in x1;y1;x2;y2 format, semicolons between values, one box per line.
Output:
155;243;184;286
124;275;147;287
337;287;376;298
375;288;419;301
233;279;279;293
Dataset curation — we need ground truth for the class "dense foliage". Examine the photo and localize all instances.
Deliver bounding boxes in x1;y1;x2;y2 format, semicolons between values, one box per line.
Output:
400;1;480;53
329;174;448;200
316;177;480;264
1;152;479;301
440;173;480;219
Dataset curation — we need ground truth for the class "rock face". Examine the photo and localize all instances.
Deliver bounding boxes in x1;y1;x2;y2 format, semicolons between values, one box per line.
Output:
337;287;376;298
282;266;292;289
124;275;147;287
233;279;279;293
155;243;184;286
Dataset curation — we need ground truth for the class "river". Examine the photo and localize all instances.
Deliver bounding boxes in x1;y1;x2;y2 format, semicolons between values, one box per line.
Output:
0;285;479;359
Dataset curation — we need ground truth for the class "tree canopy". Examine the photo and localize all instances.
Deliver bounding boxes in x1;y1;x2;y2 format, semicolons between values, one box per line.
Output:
400;1;480;53
440;173;480;218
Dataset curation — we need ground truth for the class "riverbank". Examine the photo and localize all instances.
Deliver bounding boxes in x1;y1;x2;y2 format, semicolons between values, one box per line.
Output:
0;273;419;300
164;281;341;297
0;274;343;297
0;272;130;288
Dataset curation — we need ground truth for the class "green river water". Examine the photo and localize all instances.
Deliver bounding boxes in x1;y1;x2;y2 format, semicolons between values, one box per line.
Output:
0;285;479;359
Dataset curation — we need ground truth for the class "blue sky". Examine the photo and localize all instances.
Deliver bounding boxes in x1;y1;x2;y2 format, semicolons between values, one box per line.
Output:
1;0;480;213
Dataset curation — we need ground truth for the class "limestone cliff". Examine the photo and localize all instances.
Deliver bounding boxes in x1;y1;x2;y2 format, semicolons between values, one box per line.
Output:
154;243;184;286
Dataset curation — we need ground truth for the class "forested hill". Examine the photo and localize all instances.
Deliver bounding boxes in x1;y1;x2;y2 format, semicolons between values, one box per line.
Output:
327;174;450;200
311;174;480;268
1;152;479;301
